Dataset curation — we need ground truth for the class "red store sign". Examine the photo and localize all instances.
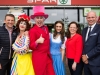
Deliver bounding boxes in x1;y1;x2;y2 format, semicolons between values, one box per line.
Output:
0;0;100;6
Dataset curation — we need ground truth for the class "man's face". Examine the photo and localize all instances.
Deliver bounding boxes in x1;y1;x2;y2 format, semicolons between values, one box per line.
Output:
4;16;15;28
86;12;97;26
34;16;45;27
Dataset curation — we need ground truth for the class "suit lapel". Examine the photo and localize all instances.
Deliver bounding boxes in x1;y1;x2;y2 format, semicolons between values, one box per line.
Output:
86;24;98;42
83;27;88;42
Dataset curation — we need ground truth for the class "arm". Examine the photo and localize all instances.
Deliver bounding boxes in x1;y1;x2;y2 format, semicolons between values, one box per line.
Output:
29;29;45;50
0;35;1;68
29;29;38;50
61;37;67;61
0;47;2;69
74;36;83;63
60;48;65;61
12;33;30;54
18;34;29;50
87;32;100;59
72;36;83;71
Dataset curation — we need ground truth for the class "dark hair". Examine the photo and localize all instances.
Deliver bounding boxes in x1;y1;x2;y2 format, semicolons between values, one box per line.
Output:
5;14;15;21
16;18;31;32
66;21;81;38
53;21;65;44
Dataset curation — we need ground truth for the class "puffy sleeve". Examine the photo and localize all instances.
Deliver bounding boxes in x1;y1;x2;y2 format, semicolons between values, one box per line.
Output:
12;35;29;54
61;37;67;49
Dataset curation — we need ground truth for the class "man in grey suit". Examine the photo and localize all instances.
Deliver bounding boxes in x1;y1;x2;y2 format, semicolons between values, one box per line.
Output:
82;11;100;75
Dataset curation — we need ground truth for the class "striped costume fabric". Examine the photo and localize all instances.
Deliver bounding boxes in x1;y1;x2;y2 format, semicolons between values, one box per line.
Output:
10;54;18;75
10;34;35;75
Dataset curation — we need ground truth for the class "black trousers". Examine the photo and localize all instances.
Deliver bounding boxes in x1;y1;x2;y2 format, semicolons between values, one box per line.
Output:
68;58;84;75
84;64;100;75
0;59;12;75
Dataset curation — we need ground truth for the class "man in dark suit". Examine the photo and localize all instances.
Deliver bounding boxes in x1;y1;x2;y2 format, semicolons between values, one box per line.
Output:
82;11;100;75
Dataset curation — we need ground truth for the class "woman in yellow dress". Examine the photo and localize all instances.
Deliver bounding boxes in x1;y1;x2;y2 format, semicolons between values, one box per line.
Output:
10;14;35;75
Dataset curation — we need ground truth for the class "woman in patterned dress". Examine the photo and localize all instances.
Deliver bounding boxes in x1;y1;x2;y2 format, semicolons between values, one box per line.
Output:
10;14;35;75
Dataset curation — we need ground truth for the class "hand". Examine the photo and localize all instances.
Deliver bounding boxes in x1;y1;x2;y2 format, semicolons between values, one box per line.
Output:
0;64;2;69
72;62;77;71
82;55;88;63
36;34;44;44
84;60;88;64
24;31;29;36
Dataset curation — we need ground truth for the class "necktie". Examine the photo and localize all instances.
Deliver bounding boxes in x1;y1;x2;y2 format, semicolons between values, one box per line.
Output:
88;26;91;38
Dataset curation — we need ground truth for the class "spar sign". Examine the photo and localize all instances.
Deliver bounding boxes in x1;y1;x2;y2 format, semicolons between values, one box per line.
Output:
0;0;100;6
27;0;71;5
58;0;71;5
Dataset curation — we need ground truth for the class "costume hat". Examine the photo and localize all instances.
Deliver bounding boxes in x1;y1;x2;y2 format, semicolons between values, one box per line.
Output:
30;6;48;19
18;14;30;21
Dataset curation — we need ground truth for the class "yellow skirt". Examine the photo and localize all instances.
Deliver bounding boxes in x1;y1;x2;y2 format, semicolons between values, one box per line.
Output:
16;53;35;75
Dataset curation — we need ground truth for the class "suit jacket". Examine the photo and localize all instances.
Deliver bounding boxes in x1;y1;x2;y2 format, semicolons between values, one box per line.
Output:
82;24;100;66
66;34;83;63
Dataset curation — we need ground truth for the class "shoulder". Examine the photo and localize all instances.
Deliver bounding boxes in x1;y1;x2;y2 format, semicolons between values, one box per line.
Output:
83;26;88;31
64;37;67;41
44;25;47;27
77;33;82;37
75;34;82;40
76;33;82;37
0;26;4;29
29;26;36;32
63;37;67;43
44;25;48;29
0;26;5;33
49;33;53;38
93;24;100;32
96;24;100;28
49;33;53;36
0;26;2;28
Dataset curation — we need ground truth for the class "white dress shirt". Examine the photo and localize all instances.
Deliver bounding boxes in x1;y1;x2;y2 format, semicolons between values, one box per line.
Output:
85;23;96;41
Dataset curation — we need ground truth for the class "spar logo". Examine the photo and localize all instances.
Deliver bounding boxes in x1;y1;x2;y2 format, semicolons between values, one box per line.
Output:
59;0;68;4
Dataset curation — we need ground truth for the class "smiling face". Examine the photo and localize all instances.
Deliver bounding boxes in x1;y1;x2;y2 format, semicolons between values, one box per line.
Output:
34;16;45;27
4;16;15;28
55;23;63;33
86;11;97;26
16;18;31;32
19;21;27;31
69;23;78;35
